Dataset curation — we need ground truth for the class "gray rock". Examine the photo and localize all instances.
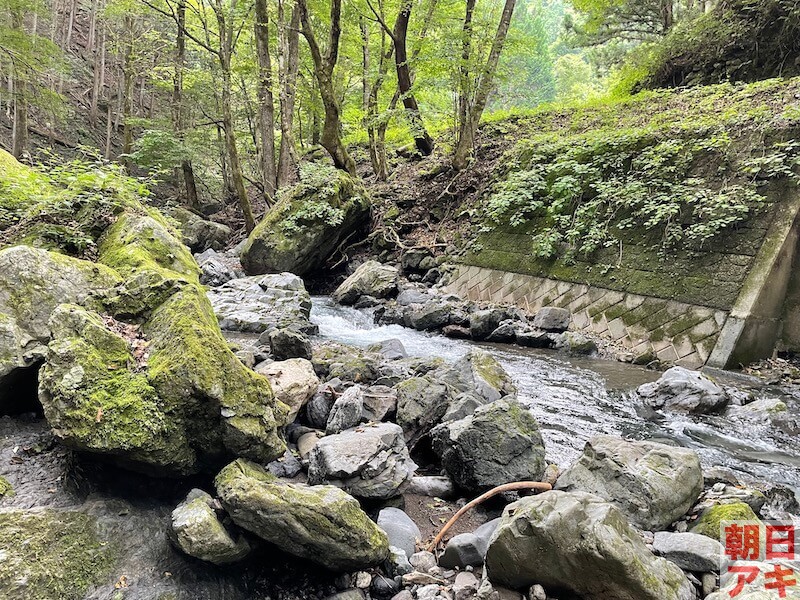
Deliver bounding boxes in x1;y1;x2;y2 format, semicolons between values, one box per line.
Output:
407;301;452;331
354;295;381;309
396;289;430;306
308;422;417;499
266;450;304;478
532;307;570;332
432;398;546;493
454;572;480;600
377;508;420;558
401;249;432;272
208;273;316;335
551;331;598;355
197;250;242;286
443;325;471;339
440;348;516;403
486;320;520;343
515;329;552;348
406;475;456;499
313;341;380;383
334;261;399;305
386;546;414;577
326;386;365;434
268;328;313;360
441;392;489;423
367;339;408;361
297;431;322;459
652;531;723;572
170;489;250;565
306;384;337;429
362;385;398;422
170;207;231;252
439;518;501;569
395;376;451;445
485;491;695;600
255;358;319;423
637;366;729;414
469;308;509;341
216;459;389;571
409;550;438;573
555;435;703;531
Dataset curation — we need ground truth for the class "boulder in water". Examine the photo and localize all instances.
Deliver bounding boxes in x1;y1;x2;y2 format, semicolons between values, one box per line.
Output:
333;261;398;305
208;272;316;335
485;490;695;600
532;306;570;332
555;435;703;531
215;458;389;571
637;366;729;414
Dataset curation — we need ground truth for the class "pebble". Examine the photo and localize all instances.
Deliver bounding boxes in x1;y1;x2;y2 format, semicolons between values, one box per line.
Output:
410;551;438;574
527;584;546;600
355;571;372;589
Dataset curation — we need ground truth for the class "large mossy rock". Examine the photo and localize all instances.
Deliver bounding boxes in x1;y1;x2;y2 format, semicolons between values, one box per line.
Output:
431;398;546;493
38;208;288;475
485;491;695;600
0;510;117;600
241;168;370;276
555;435;703;531
39;304;196;473
0;246;121;410
215;458;390;571
690;501;760;539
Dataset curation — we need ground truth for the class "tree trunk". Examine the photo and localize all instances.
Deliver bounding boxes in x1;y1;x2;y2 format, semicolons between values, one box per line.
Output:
172;0;199;209
453;0;517;170
254;0;277;204
392;0;434;156
277;0;300;187
216;0;256;232
457;0;476;138
297;0;356;175
11;10;28;159
121;16;135;162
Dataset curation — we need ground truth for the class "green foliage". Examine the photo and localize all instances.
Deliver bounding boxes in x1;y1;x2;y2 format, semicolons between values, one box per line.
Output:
480;79;800;260
129;129;191;173
282;163;347;234
0;149;154;257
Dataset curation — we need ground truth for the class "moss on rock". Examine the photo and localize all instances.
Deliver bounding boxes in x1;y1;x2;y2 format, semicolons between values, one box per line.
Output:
0;510;117;600
241;168;371;276
215;458;389;571
39;304;196;475
98;212;199;285
144;285;288;465
691;501;761;539
0;476;12;497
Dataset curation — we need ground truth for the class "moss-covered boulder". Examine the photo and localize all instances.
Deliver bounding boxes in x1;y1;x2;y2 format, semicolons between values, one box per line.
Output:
0;476;12;497
555;435;704;531
215;458;390;571
168;206;231;252
143;285;287;465
0;510;117;600
485;491;695;600
0;245;121;410
39;304;196;474
690;501;761;539
98;211;200;285
431;398;546;493
241;167;371;276
170;488;250;565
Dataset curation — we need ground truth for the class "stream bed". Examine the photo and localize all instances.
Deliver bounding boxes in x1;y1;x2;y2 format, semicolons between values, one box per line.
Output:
311;296;800;490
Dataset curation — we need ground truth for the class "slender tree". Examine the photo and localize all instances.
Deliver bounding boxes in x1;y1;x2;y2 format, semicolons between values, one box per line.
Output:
453;0;517;170
254;0;276;203
297;0;356;175
276;0;300;187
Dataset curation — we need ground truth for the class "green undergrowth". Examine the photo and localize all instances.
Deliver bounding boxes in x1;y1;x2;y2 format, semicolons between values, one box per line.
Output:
0;149;156;258
475;77;800;261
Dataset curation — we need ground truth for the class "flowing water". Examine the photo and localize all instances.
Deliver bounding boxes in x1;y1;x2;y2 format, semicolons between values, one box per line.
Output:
312;296;800;490
2;295;800;599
